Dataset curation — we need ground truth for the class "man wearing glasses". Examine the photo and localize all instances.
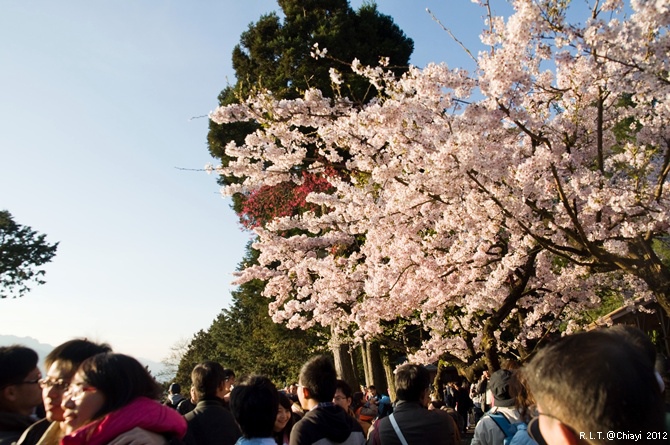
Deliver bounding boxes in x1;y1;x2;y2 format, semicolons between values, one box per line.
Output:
524;328;666;445
0;345;42;445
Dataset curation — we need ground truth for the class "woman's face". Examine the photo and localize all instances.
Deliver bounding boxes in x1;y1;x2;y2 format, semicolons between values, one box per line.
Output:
274;404;291;432
61;371;106;434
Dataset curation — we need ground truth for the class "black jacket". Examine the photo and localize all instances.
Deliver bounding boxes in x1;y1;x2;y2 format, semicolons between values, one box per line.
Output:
289;404;365;445
15;418;50;445
183;398;241;445
367;401;455;445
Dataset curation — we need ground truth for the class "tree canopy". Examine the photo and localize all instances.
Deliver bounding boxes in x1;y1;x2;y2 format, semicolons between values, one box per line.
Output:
207;0;414;216
0;210;58;299
209;0;670;370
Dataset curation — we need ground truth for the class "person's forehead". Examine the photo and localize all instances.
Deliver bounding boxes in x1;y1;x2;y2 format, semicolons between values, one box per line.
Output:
69;371;87;384
46;361;74;379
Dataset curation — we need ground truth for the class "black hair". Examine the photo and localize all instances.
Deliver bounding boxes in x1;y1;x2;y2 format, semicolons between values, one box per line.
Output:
78;353;161;420
278;391;292;410
605;325;656;365
191;361;225;399
299;355;337;403
524;329;664;442
44;339;112;378
394;364;430;402
335;379;353;399
230;375;278;438
352;391;365;410
0;345;38;388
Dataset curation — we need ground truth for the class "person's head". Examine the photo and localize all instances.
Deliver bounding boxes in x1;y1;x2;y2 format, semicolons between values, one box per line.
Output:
428;399;444;410
352;391;365;410
298;355;337;408
524;329;665;445
62;352;161;434
223;368;236;392
40;339;111;422
394;364;431;406
368;385;377;396
0;345;41;416
169;383;181;395
191;361;226;400
274;391;294;434
508;369;535;422
488;369;515;408
230;375;278;439
333;379;353;412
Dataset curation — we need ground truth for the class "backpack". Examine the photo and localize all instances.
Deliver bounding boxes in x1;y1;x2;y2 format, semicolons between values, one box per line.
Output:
487;412;531;445
176;398;196;415
357;402;378;422
377;395;393;419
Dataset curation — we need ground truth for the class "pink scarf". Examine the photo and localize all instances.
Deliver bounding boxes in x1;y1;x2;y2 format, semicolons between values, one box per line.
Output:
61;397;187;445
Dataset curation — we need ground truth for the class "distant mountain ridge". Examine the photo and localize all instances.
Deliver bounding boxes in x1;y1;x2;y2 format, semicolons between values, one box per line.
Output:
0;334;168;379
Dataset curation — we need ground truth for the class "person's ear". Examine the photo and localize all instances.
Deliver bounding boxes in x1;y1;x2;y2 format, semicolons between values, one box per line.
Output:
419;388;430;407
301;386;312;400
558;422;580;445
1;385;17;403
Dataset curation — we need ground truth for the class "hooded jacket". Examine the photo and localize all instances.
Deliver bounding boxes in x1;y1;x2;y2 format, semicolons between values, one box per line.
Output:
289;404;365;445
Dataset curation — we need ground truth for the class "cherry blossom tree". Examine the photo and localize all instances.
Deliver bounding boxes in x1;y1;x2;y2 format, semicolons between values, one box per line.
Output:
208;0;670;370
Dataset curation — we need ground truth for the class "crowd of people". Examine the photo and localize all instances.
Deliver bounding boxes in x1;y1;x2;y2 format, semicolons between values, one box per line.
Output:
0;326;668;445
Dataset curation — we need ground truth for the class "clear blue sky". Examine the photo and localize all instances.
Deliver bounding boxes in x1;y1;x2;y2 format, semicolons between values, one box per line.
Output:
0;0;508;363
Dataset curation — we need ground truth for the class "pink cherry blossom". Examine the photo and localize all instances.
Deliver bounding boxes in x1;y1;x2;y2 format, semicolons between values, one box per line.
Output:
209;0;670;368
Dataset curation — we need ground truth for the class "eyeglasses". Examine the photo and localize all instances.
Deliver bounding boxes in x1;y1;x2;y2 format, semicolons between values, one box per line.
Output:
0;375;42;390
20;377;41;385
39;378;70;391
64;382;97;400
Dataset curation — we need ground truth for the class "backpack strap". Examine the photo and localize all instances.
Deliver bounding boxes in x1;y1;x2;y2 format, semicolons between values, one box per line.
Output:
388;414;409;445
488;412;514;439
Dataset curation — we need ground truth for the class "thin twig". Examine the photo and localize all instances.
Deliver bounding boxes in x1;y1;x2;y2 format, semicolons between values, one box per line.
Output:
426;8;477;64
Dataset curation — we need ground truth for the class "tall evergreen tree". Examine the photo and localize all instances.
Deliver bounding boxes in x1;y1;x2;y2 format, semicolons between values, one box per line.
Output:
188;0;414;390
